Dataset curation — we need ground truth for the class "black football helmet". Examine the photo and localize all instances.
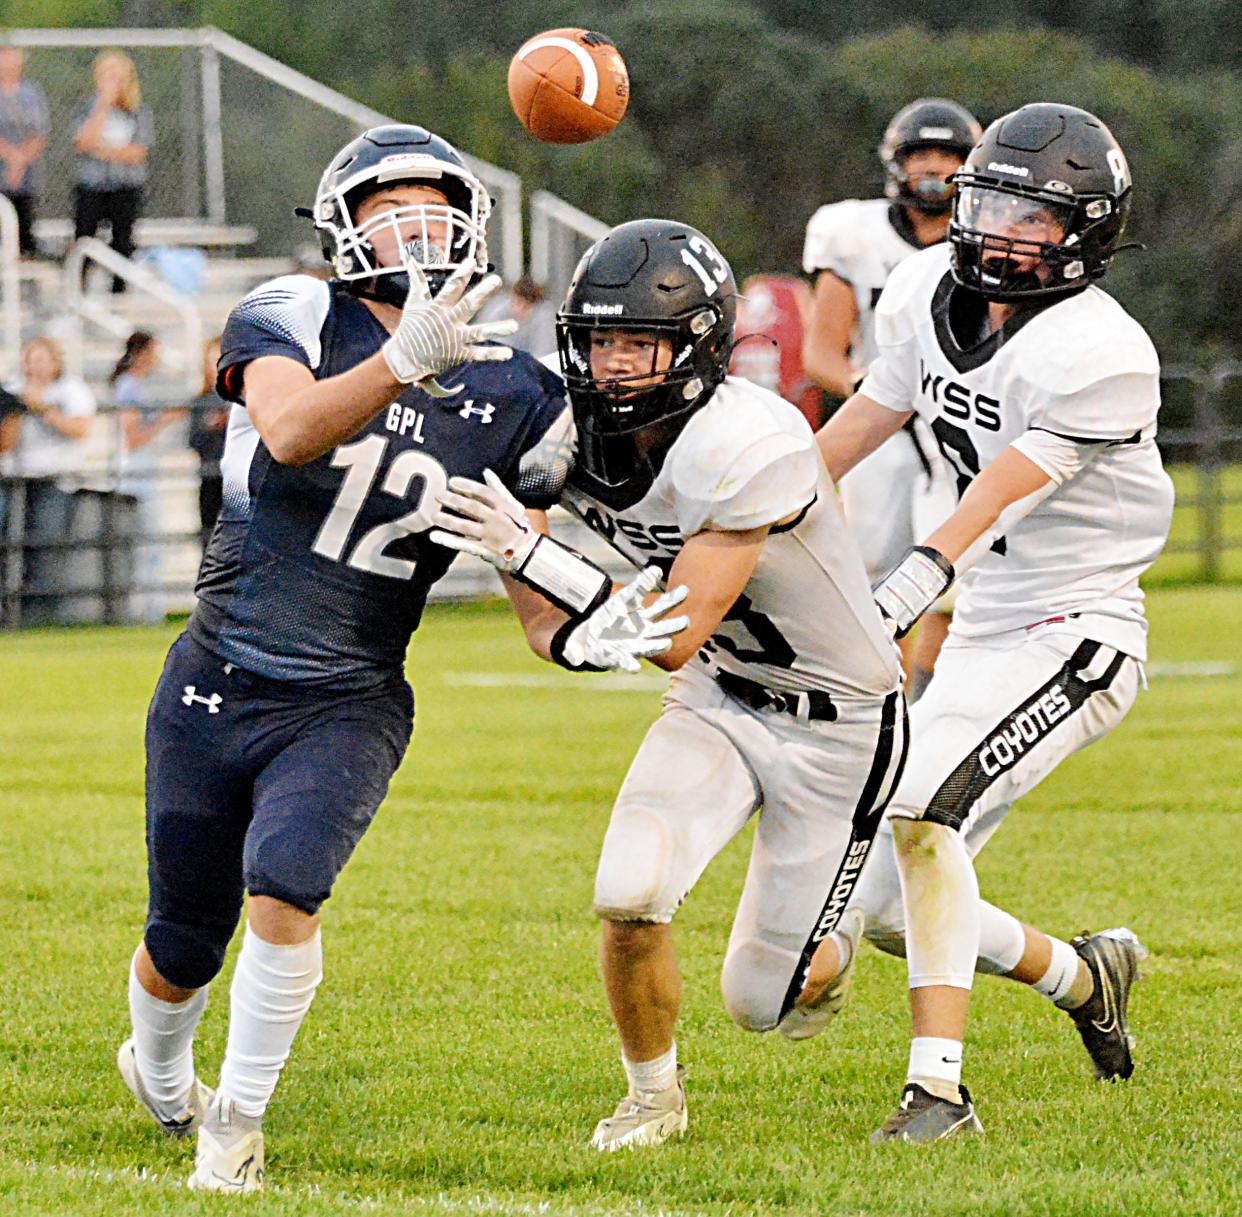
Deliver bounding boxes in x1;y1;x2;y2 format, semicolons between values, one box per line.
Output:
949;103;1133;302
557;218;737;510
880;98;982;215
307;124;490;305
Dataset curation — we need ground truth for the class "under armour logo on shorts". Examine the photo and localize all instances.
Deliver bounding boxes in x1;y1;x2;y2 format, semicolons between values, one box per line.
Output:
182;685;222;713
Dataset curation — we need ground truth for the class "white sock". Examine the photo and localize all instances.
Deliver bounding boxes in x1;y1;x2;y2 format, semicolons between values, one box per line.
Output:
1032;936;1083;1007
623;1042;678;1094
128;953;208;1119
216;926;323;1120
976;900;1026;976
827;927;855;976
908;1036;963;1093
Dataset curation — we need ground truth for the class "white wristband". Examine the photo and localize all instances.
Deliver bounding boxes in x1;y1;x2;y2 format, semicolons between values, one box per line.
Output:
516;536;611;617
873;546;954;638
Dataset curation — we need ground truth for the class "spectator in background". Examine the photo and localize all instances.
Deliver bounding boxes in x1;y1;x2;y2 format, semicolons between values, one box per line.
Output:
0;47;50;259
112;331;175;621
1;336;97;620
0;382;26;543
186;335;228;552
72;50;153;292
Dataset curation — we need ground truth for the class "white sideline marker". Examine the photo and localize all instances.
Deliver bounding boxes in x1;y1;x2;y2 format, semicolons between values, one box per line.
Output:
443;671;667;692
1146;661;1236;678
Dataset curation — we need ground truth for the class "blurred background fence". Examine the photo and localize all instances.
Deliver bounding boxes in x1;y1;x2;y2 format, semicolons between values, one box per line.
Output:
2;18;1239;631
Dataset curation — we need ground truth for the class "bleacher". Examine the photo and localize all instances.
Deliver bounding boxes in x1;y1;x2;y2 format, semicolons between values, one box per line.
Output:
1;27;614;626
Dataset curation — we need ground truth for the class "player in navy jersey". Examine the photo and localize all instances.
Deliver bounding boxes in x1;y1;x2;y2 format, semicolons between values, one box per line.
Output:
116;124;686;1193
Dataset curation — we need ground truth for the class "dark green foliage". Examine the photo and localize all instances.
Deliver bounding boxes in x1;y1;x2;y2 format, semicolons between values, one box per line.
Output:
10;0;1242;360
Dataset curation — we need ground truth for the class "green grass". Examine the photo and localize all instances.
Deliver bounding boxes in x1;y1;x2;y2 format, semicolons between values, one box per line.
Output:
1150;464;1242;584
1;587;1239;1216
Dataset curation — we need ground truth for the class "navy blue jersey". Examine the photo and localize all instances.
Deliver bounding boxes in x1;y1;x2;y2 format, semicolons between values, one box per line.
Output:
190;274;570;690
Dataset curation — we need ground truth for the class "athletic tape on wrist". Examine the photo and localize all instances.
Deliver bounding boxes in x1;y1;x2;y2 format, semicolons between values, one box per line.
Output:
518;536;611;618
874;546;954;638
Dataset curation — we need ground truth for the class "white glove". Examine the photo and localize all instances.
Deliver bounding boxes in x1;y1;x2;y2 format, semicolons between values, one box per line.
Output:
430;468;538;570
552;566;690;674
873;546;955;639
431;469;613;616
381;259;518;396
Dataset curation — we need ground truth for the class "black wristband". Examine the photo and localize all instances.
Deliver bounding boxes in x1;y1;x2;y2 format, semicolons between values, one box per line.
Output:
912;545;955;583
549;615;606;672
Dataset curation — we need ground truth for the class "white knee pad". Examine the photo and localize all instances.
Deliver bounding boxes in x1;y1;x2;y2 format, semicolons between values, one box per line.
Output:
593;809;678;924
719;939;787;1033
892;818;979;991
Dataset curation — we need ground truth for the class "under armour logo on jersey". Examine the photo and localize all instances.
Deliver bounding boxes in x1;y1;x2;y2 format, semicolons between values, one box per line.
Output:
458;399;495;424
182;685;222;713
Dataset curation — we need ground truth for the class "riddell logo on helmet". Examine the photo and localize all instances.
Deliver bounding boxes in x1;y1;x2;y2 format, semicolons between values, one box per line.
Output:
582;302;624;315
988;161;1030;177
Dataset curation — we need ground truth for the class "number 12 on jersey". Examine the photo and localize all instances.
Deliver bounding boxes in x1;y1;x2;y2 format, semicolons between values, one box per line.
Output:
311;434;448;579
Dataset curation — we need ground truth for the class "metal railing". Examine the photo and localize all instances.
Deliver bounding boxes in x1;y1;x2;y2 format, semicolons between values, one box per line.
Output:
530;190;609;299
0;195;20;381
1;366;1237;631
62;237;203;392
5;27;525;283
1157;364;1242;582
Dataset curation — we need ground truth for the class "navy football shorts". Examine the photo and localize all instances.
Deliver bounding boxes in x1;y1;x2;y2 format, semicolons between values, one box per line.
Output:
143;633;413;988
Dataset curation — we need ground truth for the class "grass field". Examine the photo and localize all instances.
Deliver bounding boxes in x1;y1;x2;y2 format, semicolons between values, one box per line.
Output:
1;586;1239;1216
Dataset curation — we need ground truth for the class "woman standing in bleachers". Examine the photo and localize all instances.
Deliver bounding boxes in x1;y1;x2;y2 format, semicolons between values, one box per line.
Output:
71;50;153;292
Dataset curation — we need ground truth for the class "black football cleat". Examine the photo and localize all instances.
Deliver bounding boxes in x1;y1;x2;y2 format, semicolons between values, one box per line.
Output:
869;1083;983;1145
1066;927;1147;1081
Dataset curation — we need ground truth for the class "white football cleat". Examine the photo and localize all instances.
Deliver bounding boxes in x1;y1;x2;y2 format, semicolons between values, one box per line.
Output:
778;907;865;1041
187;1094;264;1193
590;1066;687;1151
116;1038;213;1138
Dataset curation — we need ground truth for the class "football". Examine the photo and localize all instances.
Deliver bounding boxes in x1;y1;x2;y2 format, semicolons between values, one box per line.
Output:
507;28;629;144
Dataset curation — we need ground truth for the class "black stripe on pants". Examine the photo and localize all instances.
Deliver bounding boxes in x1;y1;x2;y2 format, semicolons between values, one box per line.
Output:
924;639;1128;832
777;689;909;1022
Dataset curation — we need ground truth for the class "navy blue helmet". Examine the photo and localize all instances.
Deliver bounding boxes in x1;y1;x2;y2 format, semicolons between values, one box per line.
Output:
308;124;490;305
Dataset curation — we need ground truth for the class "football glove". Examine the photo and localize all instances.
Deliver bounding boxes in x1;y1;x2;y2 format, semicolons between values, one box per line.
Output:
551;566;689;674
381;259;517;397
873;546;954;639
430;469;612;617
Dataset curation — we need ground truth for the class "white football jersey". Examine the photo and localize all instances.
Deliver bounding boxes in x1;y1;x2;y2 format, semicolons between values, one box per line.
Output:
802;198;926;371
861;245;1174;659
562;377;902;703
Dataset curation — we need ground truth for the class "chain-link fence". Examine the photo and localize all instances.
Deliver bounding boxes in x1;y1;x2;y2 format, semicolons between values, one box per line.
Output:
1;367;1238;630
4;29;523;280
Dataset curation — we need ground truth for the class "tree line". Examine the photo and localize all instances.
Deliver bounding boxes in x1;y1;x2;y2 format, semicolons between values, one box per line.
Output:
11;0;1242;364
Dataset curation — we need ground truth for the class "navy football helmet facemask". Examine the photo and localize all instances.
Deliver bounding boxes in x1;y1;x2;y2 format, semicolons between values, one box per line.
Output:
556;219;737;510
949;103;1133;302
880;98;982;215
308;124;490;306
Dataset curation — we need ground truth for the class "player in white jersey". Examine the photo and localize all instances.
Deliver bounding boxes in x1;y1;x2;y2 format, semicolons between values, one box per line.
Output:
431;219;907;1150
803;99;982;698
816;104;1174;1143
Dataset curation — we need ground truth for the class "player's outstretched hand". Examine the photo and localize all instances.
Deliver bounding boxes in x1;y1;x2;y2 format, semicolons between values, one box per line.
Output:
555;566;690;674
430;469;536;572
381;259;518;395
